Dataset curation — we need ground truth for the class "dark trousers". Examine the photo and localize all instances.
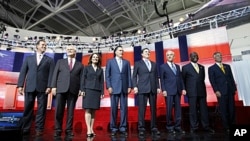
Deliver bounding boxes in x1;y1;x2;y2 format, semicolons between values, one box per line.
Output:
188;96;210;130
54;92;78;133
22;91;48;132
137;93;157;131
217;93;236;129
165;94;182;130
110;93;128;132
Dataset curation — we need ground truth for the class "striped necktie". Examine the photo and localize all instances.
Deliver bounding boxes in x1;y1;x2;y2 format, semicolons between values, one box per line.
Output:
171;63;176;75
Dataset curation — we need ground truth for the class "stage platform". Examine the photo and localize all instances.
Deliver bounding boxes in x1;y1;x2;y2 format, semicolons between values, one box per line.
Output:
1;101;250;141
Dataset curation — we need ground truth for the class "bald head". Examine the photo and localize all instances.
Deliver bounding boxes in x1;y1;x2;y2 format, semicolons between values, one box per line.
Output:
166;50;175;62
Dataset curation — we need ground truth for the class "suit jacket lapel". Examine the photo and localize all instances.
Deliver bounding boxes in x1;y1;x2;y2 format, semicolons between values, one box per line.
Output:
141;60;151;72
63;59;70;71
189;63;198;74
38;55;46;68
166;63;175;75
215;63;224;74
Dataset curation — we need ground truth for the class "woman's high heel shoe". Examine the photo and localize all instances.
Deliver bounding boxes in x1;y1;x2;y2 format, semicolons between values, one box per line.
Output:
87;133;93;138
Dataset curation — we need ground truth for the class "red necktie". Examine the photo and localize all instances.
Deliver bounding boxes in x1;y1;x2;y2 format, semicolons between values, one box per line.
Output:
69;59;73;70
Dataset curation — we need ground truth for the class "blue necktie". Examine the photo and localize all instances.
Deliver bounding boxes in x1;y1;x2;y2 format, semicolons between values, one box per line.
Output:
118;59;122;72
145;60;151;71
171;63;176;75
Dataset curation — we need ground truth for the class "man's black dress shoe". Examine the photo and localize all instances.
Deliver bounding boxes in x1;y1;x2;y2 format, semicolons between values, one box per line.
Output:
54;132;61;137
168;130;176;134
204;128;215;134
120;131;128;136
22;130;30;136
175;129;186;134
66;131;74;137
111;131;116;136
152;130;161;135
139;131;145;136
190;129;197;133
35;131;43;136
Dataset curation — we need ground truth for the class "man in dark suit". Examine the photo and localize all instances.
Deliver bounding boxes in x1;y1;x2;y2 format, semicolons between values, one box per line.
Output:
182;52;214;133
160;50;186;134
105;46;132;136
208;52;237;133
51;45;83;137
17;39;55;136
132;48;161;136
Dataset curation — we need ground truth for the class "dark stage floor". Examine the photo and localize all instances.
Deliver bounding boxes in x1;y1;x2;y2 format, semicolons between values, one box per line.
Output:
2;128;233;141
2;104;250;141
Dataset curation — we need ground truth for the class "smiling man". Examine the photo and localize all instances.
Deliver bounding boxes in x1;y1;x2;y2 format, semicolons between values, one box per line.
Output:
132;48;161;137
182;52;214;134
17;39;55;136
51;45;84;138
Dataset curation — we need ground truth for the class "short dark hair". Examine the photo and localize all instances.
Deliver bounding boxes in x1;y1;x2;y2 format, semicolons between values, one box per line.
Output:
189;52;198;58
36;39;46;46
113;46;123;57
114;46;123;54
141;48;149;54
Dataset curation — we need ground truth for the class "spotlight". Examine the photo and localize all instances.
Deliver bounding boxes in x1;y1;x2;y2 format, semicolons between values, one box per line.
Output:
88;48;93;53
131;30;138;35
4;33;8;39
34;36;37;41
142;28;146;34
116;32;122;37
64;37;72;40
6;47;12;51
122;31;129;35
101;36;108;40
13;35;20;40
137;29;141;34
187;13;195;19
39;36;44;40
131;42;134;47
28;37;33;40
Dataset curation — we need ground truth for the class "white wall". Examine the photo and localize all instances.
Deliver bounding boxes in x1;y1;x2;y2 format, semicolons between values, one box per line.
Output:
227;23;250;56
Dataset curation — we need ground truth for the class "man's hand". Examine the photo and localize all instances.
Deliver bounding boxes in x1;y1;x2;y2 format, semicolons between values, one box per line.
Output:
157;88;161;94
108;87;113;94
79;91;85;96
128;88;131;94
51;88;57;96
162;91;167;97
18;87;24;95
215;91;221;97
45;88;51;94
182;90;186;95
133;87;138;94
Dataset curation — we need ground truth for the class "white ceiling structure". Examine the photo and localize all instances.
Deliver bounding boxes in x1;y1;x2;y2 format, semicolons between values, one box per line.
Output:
0;0;227;37
0;0;250;51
